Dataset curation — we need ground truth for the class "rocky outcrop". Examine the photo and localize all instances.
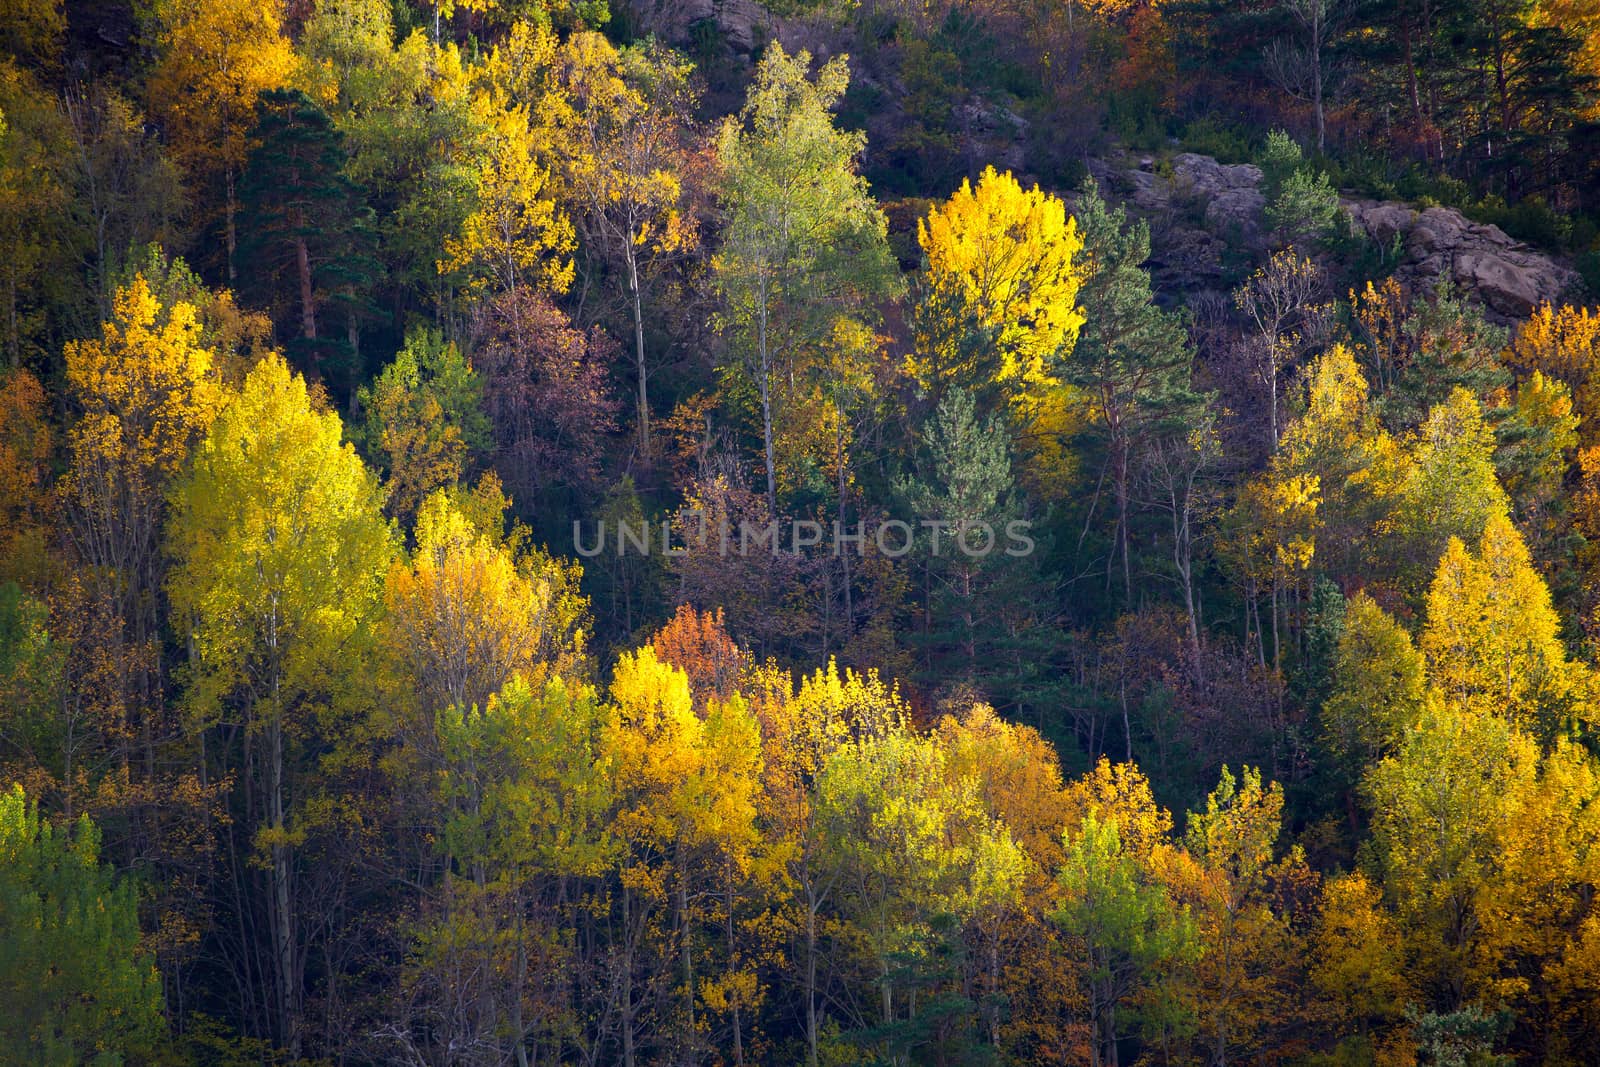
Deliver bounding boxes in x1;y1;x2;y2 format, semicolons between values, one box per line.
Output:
632;0;770;52
1094;150;1582;321
1342;199;1580;319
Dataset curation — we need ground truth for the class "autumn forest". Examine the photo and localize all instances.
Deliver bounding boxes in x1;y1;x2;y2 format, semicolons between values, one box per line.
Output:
7;0;1600;1064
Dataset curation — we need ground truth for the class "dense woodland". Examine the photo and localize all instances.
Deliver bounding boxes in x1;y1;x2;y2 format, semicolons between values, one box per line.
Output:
10;0;1600;1063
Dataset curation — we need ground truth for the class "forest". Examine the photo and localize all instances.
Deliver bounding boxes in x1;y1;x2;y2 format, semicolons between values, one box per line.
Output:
6;0;1600;1063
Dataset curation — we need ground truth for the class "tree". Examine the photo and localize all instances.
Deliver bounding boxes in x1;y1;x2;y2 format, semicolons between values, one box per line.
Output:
1506;302;1600;444
1364;703;1537;1008
1052;811;1195;1067
1262;1;1350;151
910;166;1085;408
1272;343;1408;584
1311;872;1412;1044
57;84;186;322
1493;370;1577;564
713;44;899;514
1420;513;1588;741
603;645;763;1067
817;721;1027;1064
167;352;393;1056
547;32;700;458
649;604;749;707
469;287;619;515
1173;766;1309;1065
1321;592;1427;778
0;366;51;585
1392;387;1512;592
439;74;573;300
752;661;910;1066
0;62;68;367
1370;278;1509;433
1066;180;1202;609
237;88;378;387
899;389;1048;707
1232;246;1326;452
0;0;62;70
416;675;615;1064
385;481;588;716
0;783;165;1065
357;327;489;527
59;273;223;775
147;0;293;280
1258;130;1341;242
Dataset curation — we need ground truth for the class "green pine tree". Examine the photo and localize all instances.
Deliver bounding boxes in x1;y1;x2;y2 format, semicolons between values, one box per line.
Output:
0;784;165;1065
1066;180;1206;611
238;87;379;397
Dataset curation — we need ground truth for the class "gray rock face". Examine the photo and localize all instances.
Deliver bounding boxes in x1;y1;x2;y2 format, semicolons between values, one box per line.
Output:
636;0;769;51
1343;199;1579;320
1100;149;1580;321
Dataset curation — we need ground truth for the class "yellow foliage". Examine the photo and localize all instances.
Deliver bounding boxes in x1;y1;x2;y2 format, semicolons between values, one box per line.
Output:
439;89;574;297
63;276;221;485
385;486;588;715
910;165;1086;403
1420;513;1588;739
1312;872;1412;1030
1508;301;1600;443
147;0;293;185
1062;757;1173;862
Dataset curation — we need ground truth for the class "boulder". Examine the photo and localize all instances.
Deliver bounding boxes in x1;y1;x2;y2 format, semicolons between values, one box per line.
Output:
1104;151;1582;321
1453;252;1543;318
1344;198;1580;322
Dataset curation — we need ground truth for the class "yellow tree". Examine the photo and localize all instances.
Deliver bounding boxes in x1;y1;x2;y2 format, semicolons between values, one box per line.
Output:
1420;513;1589;741
0;0;63;69
911;165;1086;405
816;720;1027;1062
60;274;223;770
1473;738;1600;1050
385;479;587;717
936;702;1073;1044
1363;703;1538;1008
166;353;393;1057
1506;301;1600;443
1169;766;1310;1065
440;24;573;302
147;0;293;280
1272;343;1408;582
1310;872;1412;1048
356;328;488;527
424;674;616;1062
1218;468;1318;669
751;660;909;1066
604;645;762;1067
1052;759;1194;1067
545;32;699;457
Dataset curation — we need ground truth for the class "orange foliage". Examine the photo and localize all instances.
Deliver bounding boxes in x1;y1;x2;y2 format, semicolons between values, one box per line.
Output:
649;604;750;709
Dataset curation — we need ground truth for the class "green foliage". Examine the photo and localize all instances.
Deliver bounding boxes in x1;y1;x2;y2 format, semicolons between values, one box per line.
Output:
0;784;165;1065
1408;1004;1513;1067
1259;129;1339;244
237;87;379;392
357;326;488;526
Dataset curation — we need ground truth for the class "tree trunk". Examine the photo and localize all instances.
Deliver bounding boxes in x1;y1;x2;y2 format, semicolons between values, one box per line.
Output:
226;169;238;283
296;236;317;341
629;247;650;458
758;297;776;516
